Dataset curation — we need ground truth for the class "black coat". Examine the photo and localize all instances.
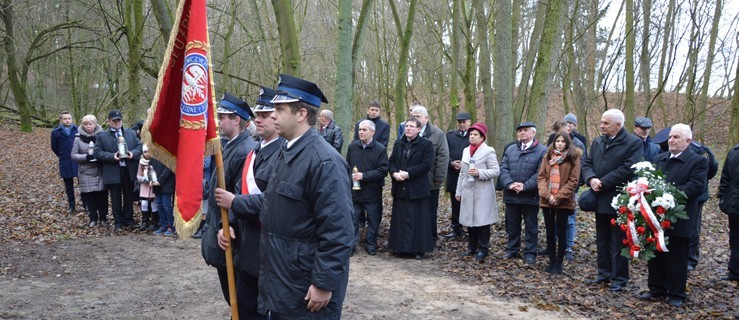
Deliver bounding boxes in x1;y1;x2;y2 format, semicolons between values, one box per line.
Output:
258;129;353;319
353;117;390;147
346;139;389;203
445;130;470;192
718;143;739;216
389;135;434;200
94;127;142;185
318;120;343;153
653;147;708;237
581;127;643;214
150;158;175;194
499;139;547;205
230;136;285;277
201;131;257;269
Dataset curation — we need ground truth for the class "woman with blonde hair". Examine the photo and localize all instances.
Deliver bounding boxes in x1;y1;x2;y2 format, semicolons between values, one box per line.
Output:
70;114;108;227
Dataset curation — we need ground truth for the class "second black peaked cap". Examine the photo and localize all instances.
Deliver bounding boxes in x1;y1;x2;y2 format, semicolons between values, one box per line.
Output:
253;86;277;113
271;74;328;108
218;92;254;120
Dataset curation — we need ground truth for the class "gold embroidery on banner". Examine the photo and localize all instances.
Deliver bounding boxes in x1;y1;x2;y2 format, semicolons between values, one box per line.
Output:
180;119;206;130
186;40;209;52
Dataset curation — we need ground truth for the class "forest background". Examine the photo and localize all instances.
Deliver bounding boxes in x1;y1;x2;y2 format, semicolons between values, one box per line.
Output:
1;0;738;155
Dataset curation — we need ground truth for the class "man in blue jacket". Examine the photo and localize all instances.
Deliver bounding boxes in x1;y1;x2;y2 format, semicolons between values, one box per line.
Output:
499;121;547;265
581;109;643;292
51;111;79;213
633;116;660;162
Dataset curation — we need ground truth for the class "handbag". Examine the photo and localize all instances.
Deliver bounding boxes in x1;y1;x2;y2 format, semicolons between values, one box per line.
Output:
578;188;597;212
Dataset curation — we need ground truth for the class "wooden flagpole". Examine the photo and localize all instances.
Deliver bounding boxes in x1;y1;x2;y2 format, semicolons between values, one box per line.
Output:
213;145;239;320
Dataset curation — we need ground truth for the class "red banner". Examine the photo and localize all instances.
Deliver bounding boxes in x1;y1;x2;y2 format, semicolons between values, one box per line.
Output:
142;0;218;238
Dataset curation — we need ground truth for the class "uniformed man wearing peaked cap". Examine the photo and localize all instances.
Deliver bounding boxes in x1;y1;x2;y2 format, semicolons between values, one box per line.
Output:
254;74;353;319
218;92;254;120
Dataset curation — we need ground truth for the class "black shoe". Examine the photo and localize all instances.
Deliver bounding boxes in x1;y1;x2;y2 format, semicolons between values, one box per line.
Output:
551;262;563;274
67;207;74;214
524;257;536;265
687;264;695;272
503;252;519;259
474;251;487;262
638;292;664;301
544;264;555;273
720;275;739;281
586;277;610;285
607;283;625;292
366;248;377;256
462;249;476;256
666;298;684;307
192;228;204;239
414;253;425;260
114;225;122;232
139;222;150;231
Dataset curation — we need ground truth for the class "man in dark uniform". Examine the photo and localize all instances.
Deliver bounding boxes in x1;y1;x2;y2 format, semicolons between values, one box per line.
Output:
346;119;389;255
443;112;471;239
256;74;354;319
214;87;281;319
639;124;707;307
718;143;739;283
200;93;257;310
94;110;142;232
353;99;390;147
581;109;643;292
653;126;718;271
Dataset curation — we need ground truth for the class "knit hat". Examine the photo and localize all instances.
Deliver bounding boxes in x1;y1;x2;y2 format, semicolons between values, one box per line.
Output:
467;122;488;141
564;113;577;124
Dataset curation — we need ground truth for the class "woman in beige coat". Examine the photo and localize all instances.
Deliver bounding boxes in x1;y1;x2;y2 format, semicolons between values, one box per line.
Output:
455;122;500;262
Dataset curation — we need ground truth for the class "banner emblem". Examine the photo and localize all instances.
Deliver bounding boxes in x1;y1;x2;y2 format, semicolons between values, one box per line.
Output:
181;53;208;116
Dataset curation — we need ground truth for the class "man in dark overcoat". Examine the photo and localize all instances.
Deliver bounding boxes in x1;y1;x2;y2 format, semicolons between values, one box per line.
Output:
499;121;547;265
94;110;142;231
444;112;471;239
581;109;643;292
718;143;739;283
640;124;707;307
346;119;389;255
412;105;449;241
255;74;354;319
353;99;390;148
51;111;79;213
200;93;257;311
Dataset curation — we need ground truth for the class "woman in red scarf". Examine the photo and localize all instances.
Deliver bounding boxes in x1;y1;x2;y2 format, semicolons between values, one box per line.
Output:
537;131;581;274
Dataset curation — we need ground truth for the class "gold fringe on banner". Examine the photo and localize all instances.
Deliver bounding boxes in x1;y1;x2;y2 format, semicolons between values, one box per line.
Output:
174;197;202;239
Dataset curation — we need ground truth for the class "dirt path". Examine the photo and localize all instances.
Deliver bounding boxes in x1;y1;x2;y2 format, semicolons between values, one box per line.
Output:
0;234;579;319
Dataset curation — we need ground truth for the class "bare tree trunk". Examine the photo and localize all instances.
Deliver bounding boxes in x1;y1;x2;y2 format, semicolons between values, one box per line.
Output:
696;0;722;141
684;0;700;125
527;0;567;128
334;0;353;154
150;0;172;42
474;0;492;125
624;0;635;126
0;0;32;132
450;0;461;122
654;0;675;119
511;0;520;75
125;0;144;121
639;0;651;98
513;1;547;125
731;52;739;147
272;0;301;76
220;0;237;94
388;0;419;129
462;5;476;117
494;0;514;156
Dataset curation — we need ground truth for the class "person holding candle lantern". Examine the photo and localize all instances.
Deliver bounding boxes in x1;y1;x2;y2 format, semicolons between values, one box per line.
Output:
70;114;107;227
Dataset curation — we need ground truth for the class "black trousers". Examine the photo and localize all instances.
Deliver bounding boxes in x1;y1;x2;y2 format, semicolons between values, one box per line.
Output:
429;188;441;240
504;204;539;258
729;215;739;278
647;236;689;300
107;167;135;227
467;225;491;254
63;177;76;209
83;190;108;222
688;201;706;268
543;207;570;264
448;191;463;233
236;271;267;319
595;214;629;285
353;200;383;250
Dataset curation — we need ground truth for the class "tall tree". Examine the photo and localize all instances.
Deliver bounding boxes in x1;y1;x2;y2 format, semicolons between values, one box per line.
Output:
273;0;301;76
125;0;144;121
334;0;353;154
731;52;739;146
449;0;461;122
654;0;676;118
695;0;721;141
624;0;635;126
493;0;514;157
389;0;419;129
513;2;546;125
639;0;651;97
473;0;492;126
1;0;31;131
526;0;567;128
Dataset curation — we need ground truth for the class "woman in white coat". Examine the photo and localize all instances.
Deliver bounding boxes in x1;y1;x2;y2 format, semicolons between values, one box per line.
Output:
455;122;500;262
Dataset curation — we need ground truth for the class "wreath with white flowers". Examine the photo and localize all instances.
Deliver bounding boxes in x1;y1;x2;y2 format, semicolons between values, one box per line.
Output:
610;161;688;261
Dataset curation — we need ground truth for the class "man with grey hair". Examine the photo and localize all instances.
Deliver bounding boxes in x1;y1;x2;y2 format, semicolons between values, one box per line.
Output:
582;108;643;292
411;105;450;241
641;123;707;307
318;109;344;153
346;119;389;256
